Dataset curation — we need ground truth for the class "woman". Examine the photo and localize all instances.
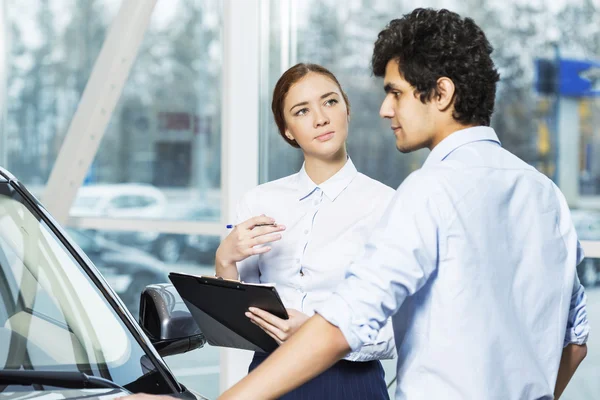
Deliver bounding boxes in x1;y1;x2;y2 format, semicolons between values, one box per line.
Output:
215;63;395;399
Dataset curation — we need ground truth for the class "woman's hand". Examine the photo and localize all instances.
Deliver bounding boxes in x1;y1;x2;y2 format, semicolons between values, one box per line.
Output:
246;308;310;345
215;215;285;279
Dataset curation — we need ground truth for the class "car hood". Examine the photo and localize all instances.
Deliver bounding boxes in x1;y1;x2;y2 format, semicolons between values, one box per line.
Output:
0;388;130;400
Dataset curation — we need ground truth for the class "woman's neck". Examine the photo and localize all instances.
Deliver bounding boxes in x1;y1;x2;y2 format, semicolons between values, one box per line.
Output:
303;148;348;185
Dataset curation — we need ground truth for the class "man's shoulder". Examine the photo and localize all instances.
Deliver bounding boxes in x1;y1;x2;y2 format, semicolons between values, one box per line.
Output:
384;168;452;216
399;167;447;194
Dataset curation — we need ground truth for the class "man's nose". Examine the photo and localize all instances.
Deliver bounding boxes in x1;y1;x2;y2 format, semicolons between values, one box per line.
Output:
379;96;395;119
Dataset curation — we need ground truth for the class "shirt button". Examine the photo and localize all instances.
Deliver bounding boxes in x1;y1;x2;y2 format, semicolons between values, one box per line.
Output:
304;229;309;234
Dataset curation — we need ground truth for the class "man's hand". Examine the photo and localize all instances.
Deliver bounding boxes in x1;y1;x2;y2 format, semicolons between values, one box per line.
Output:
218;314;351;399
246;308;310;344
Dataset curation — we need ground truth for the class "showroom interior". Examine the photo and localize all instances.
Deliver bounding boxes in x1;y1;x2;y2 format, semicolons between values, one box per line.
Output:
0;0;599;398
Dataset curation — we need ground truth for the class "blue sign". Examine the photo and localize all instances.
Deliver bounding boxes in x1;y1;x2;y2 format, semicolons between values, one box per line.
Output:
559;59;600;97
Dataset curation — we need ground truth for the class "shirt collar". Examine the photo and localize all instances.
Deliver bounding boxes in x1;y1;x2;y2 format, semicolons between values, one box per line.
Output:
296;157;358;201
423;126;501;167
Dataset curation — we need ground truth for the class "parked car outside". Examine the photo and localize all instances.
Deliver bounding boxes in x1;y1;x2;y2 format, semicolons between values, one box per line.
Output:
152;205;221;264
71;184;220;266
71;183;168;219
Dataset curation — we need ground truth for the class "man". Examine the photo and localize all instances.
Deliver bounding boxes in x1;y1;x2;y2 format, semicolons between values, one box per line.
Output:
218;8;589;400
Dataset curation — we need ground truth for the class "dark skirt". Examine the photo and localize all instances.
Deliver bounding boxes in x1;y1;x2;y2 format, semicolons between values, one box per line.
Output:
248;352;390;400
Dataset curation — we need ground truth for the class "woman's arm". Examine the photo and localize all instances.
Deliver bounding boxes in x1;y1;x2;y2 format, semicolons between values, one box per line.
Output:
215;194;286;281
215;215;284;279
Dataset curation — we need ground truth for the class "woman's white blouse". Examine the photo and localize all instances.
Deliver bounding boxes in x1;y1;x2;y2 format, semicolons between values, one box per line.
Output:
235;158;396;361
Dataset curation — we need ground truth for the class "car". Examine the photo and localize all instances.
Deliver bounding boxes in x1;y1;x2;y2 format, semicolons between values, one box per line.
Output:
71;183;173;262
96;203;221;265
70;183;168;220
65;228;169;316
0;167;208;398
152;205;221;264
71;185;220;266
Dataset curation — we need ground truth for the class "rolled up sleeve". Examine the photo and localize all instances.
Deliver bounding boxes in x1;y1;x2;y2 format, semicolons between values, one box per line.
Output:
315;172;443;351
564;268;590;347
344;317;396;361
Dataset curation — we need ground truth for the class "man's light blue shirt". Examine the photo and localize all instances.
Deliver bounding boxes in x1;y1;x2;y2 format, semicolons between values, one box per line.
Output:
316;126;590;400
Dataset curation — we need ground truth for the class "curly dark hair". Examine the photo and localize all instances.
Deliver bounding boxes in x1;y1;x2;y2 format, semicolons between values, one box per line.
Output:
372;8;500;126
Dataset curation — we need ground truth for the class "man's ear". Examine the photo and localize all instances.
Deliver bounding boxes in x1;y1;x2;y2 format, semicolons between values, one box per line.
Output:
435;77;455;112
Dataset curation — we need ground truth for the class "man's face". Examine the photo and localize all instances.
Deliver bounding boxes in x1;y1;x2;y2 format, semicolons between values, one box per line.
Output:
379;59;438;153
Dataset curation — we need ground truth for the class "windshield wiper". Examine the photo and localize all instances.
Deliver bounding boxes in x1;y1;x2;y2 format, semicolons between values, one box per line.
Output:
0;370;126;390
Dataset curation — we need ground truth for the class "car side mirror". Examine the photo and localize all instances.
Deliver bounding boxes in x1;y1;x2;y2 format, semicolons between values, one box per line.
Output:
139;283;205;357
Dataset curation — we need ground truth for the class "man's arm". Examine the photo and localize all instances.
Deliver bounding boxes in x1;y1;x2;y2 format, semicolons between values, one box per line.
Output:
554;265;590;399
345;318;396;362
554;343;587;399
219;314;350;400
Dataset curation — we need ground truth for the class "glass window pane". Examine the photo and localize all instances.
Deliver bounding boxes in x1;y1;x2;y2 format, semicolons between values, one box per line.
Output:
70;0;223;222
263;1;600;398
261;0;600;196
2;0;120;188
65;228;218;313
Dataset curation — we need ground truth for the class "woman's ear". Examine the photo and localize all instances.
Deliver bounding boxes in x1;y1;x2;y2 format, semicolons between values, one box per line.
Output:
285;129;295;142
435;77;456;112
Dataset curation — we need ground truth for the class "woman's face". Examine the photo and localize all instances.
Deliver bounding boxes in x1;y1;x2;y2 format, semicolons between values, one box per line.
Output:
282;72;349;160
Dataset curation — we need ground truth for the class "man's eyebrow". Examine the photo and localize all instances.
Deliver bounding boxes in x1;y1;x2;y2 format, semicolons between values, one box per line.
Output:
384;83;399;93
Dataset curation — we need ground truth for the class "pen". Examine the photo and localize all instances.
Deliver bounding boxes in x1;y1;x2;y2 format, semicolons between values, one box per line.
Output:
225;223;276;229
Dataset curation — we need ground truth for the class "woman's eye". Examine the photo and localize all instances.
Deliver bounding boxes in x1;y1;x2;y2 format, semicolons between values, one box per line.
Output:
295;108;309;116
324;98;338;106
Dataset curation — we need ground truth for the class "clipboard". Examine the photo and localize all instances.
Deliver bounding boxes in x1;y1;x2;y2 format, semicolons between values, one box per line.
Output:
169;272;288;353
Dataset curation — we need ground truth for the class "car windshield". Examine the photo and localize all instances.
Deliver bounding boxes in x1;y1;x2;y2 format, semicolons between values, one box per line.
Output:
0;180;172;392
